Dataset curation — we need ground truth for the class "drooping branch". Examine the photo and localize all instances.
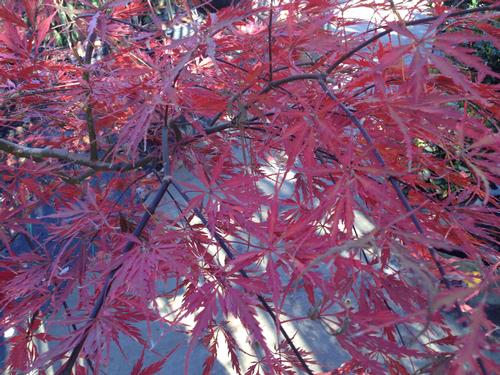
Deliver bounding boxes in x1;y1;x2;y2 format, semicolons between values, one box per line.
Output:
202;4;500;132
263;5;500;90
0;138;155;171
59;96;176;373
58;175;172;375
194;116;491;268
317;79;451;287
169;180;315;375
324;4;500;75
317;80;490;374
193;6;500;286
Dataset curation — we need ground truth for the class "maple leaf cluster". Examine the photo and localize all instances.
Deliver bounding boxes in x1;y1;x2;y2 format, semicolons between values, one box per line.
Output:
0;0;499;374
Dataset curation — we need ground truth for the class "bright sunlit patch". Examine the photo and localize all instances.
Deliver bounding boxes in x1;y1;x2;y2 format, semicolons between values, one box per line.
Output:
4;327;15;338
235;21;266;35
196;56;215;68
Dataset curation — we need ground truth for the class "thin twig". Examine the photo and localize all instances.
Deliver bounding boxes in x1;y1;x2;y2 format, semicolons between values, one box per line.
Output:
84;99;98;161
162;106;171;175
109;17;154;32
260;73;323;95
1;84;81;100
83;30;98;161
0;138;155;171
62;301;95;373
215;57;249;73
267;1;273;82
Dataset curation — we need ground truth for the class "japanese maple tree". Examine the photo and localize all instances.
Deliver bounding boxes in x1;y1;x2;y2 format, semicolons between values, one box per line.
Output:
0;0;499;374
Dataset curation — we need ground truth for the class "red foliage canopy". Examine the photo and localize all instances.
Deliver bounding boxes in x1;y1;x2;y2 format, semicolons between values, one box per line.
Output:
0;0;499;374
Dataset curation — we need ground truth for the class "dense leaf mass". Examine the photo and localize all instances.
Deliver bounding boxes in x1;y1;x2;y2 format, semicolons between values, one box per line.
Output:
0;0;499;374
